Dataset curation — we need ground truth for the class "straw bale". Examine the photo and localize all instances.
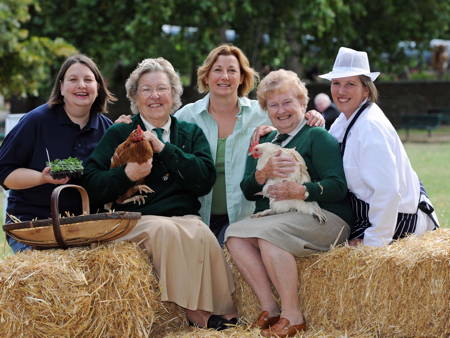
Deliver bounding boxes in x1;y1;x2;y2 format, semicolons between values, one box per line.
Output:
0;242;185;337
0;229;449;337
164;325;376;337
232;229;450;337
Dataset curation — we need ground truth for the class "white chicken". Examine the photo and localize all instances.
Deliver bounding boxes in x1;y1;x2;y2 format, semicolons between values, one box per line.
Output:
251;142;327;223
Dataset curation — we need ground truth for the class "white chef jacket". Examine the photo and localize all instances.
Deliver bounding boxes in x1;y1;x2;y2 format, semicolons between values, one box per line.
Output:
329;102;423;246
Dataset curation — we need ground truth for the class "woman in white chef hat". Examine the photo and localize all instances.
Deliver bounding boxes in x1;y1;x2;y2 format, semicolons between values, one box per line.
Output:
319;47;439;247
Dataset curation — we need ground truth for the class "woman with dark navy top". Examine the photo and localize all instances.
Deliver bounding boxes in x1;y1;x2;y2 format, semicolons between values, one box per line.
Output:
0;54;115;252
319;47;439;247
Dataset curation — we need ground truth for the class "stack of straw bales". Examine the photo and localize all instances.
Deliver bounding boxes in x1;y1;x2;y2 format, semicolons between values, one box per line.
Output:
0;229;449;337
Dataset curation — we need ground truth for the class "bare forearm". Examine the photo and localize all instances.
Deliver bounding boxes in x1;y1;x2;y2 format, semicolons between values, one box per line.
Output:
3;167;68;189
4;168;46;189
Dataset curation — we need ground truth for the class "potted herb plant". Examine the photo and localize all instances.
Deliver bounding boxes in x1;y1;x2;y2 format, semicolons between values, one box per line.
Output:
47;157;84;179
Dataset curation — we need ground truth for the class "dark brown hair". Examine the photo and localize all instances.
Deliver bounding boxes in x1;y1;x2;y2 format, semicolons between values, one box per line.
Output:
48;54;116;113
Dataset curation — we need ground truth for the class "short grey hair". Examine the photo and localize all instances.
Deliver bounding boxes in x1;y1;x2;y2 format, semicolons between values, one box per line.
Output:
314;93;331;106
125;57;183;114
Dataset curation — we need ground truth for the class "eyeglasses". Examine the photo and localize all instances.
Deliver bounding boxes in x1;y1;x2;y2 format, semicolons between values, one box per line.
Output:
138;86;170;95
267;99;296;112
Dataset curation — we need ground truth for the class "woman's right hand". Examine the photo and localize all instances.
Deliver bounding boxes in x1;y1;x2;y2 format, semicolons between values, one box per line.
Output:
114;114;133;124
41;167;70;185
124;158;153;181
255;150;296;184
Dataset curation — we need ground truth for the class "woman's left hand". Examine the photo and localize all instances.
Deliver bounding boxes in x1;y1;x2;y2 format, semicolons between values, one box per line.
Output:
251;125;276;145
305;110;325;127
266;181;307;201
143;131;165;153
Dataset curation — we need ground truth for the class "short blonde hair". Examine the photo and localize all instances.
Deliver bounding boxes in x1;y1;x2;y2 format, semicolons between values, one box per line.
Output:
257;69;309;111
197;44;258;97
125;57;183;114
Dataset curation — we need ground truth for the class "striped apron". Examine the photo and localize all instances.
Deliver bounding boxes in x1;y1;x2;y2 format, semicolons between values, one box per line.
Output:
340;102;439;241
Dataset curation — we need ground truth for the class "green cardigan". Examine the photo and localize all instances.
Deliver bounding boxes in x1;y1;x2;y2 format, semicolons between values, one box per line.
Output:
83;115;216;216
241;125;354;226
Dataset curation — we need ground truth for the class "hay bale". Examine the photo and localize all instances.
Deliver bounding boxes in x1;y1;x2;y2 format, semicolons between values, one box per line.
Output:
0;242;185;337
232;229;450;337
0;230;448;337
165;325;376;337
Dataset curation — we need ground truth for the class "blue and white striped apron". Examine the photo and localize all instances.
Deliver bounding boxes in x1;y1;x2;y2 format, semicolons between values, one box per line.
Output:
349;183;438;240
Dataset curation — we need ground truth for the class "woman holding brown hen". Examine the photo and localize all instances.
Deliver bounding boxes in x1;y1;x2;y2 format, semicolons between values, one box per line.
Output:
83;57;237;330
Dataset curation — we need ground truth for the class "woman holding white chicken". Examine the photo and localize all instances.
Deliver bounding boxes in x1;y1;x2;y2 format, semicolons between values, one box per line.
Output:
319;47;439;247
175;44;324;245
225;69;352;337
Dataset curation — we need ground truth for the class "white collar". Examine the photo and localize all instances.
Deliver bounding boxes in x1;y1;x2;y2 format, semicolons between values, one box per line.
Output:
197;93;252;115
277;119;307;146
330;100;369;142
141;116;171;141
345;99;369;122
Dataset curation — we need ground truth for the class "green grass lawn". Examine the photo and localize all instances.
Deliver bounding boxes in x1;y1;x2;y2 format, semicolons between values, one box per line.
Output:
0;135;449;260
404;142;450;227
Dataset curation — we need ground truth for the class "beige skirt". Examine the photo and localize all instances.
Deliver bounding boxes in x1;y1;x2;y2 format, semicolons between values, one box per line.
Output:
225;210;350;257
117;215;235;314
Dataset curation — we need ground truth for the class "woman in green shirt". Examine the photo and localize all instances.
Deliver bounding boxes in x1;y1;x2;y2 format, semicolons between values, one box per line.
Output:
225;69;352;337
83;57;237;330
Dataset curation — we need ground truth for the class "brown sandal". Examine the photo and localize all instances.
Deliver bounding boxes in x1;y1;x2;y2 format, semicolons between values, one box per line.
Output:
261;317;306;337
252;311;280;330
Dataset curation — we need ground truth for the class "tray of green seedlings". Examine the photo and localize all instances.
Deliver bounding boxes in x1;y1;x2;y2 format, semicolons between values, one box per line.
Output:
47;157;84;179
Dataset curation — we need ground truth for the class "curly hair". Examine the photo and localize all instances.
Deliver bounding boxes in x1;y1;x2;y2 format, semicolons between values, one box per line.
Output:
125;57;183;114
257;69;309;111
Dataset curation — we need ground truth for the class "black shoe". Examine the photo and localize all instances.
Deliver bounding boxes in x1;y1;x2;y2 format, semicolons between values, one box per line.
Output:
188;315;228;331
225;317;238;326
207;314;228;330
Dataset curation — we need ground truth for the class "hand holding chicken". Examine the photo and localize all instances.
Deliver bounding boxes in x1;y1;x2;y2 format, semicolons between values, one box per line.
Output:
110;125;155;205
251;142;326;223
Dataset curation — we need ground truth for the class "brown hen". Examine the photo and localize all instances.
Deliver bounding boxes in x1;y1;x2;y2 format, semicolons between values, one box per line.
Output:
110;125;154;205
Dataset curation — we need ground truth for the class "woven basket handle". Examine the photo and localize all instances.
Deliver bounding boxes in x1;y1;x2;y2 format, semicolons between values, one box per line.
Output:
50;184;90;249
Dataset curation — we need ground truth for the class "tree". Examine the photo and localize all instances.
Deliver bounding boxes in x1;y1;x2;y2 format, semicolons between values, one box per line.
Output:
6;0;450;104
314;0;450;76
0;0;76;98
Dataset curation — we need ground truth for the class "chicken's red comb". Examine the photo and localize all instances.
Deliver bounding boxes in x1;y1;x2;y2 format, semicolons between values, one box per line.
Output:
249;140;259;158
131;125;144;141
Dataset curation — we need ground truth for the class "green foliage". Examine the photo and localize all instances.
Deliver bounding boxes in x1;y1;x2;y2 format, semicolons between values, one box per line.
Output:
0;0;77;98
3;0;450;99
315;0;450;76
404;141;450;227
47;157;84;174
